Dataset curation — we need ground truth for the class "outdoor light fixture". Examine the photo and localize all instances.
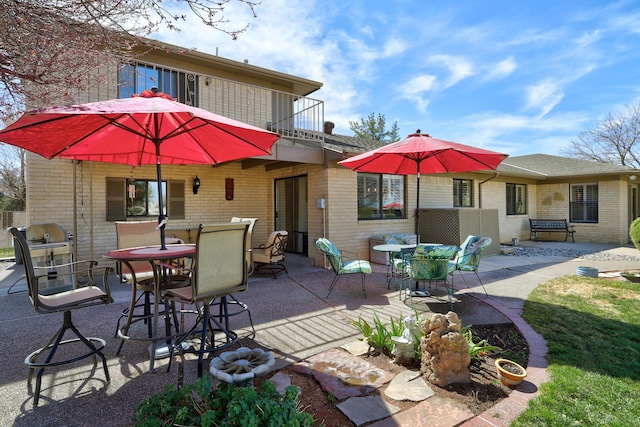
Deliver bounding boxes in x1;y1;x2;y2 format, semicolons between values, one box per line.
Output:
630;175;638;181
193;175;201;194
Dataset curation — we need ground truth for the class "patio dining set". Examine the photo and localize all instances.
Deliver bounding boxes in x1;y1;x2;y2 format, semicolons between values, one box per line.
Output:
8;218;290;406
316;233;493;307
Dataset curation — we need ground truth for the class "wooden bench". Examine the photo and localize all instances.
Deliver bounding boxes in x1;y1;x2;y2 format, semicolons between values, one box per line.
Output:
529;219;575;243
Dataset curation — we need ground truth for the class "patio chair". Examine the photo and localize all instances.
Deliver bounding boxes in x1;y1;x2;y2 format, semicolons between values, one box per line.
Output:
9;226;113;406
230;217;258;276
315;238;372;298
114;221;183;353
383;233;417;289
406;245;459;307
253;230;289;278
163;222;249;377
448;236;492;295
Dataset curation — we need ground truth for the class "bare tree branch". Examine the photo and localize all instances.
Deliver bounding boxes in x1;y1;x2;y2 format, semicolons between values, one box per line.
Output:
561;102;640;168
0;0;261;122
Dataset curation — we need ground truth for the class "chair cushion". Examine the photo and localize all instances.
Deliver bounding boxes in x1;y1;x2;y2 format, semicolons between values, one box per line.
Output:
410;257;449;281
414;244;458;259
340;260;372;275
38;286;107;310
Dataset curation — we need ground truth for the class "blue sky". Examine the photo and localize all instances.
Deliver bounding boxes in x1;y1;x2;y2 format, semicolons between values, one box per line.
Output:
155;0;640;157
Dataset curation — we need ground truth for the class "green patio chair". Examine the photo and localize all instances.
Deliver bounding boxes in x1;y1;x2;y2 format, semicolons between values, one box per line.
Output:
448;236;492;295
405;244;459;307
315;238;372;298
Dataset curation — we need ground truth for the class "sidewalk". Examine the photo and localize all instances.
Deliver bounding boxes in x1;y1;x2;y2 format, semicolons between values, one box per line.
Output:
0;241;638;426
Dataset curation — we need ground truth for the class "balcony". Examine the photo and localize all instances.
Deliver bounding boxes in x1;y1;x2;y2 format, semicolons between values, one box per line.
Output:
116;62;325;146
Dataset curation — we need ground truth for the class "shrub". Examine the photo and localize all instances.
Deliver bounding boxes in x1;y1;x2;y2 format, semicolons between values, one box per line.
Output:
132;376;315;427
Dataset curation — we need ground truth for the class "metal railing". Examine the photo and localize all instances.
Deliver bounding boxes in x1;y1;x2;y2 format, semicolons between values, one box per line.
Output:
113;62;325;144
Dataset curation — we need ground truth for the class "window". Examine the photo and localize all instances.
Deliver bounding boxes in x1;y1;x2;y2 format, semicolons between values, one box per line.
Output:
506;183;527;215
106;178;185;221
126;179;166;217
357;173;405;220
118;62;199;106
453;179;473;207
570;183;598;223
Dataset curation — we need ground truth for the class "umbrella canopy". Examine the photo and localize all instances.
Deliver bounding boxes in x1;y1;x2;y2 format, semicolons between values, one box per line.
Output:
0;92;280;248
339;131;508;240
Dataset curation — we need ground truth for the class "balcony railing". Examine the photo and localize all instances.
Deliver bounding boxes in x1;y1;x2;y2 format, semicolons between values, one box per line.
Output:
112;62;325;145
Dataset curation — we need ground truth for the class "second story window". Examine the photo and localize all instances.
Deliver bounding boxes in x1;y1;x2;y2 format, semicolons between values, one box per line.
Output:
357;173;406;220
453;179;473;207
118;62;199;106
506;183;527;215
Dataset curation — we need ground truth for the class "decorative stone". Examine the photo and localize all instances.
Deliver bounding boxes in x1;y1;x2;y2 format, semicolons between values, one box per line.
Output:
383;370;435;401
209;347;275;386
420;312;470;386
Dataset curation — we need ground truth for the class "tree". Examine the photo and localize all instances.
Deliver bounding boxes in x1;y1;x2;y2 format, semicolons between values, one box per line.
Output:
0;144;26;211
0;0;260;123
349;112;400;142
561;102;640;168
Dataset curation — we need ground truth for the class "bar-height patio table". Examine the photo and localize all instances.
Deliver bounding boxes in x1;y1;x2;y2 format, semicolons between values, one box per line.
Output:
104;244;195;372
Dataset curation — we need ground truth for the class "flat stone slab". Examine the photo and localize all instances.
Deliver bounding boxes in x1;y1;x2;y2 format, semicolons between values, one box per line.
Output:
368;395;474;427
337;395;401;427
384;370;435;401
290;348;395;400
341;339;370;356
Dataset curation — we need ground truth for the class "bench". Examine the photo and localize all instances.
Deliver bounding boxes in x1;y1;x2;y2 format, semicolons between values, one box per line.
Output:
529;219;575;243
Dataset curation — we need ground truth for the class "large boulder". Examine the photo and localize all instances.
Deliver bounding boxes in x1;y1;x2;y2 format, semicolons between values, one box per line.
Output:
420;312;470;386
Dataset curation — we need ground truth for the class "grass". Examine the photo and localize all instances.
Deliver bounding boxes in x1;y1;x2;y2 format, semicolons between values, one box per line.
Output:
0;247;14;259
514;275;640;426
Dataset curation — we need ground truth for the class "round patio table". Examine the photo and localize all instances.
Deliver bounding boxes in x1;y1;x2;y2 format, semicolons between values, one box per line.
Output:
104;244;195;372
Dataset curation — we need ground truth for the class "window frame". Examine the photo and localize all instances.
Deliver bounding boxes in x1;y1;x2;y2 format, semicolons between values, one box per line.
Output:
570;182;598;223
106;177;185;221
357;173;406;220
118;62;199;106
506;183;527;215
453;178;473;207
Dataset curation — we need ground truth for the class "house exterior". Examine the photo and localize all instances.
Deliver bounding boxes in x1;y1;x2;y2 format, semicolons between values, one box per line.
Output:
15;40;640;269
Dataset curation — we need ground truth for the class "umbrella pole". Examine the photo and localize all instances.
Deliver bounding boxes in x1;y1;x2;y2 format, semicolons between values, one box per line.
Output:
415;172;420;244
154;139;167;250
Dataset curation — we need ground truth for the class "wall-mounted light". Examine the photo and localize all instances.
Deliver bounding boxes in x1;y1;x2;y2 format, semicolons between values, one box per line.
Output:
630;175;638;181
193;175;201;194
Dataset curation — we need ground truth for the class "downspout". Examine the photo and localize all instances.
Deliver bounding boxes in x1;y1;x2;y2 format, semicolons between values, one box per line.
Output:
478;172;499;209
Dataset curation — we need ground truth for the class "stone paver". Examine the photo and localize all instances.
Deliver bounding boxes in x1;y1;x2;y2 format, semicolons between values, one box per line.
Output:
290;348;395;400
336;395;401;427
383;370;435;401
369;396;474;427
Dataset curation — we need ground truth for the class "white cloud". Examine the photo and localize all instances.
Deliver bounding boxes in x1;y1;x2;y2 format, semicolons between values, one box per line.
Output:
486;56;517;80
399;75;437;113
427;54;474;88
524;80;565;118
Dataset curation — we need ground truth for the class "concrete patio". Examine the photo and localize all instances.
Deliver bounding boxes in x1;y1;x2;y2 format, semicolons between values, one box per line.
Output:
1;240;639;426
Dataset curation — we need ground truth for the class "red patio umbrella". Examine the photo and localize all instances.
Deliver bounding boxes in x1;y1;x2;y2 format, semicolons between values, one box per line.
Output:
0;90;280;248
339;131;508;241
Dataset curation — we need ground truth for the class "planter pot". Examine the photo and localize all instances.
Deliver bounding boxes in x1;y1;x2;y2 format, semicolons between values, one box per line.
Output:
576;266;598;278
495;358;527;387
620;270;640;283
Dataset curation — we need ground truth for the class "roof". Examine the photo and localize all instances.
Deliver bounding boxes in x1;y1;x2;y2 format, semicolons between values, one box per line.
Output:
499;154;640;179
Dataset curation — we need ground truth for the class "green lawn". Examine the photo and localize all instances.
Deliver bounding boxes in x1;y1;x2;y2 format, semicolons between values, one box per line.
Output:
0;247;14;258
514;276;640;426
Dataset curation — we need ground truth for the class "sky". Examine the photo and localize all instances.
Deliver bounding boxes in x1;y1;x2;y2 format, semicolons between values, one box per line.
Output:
153;0;640;157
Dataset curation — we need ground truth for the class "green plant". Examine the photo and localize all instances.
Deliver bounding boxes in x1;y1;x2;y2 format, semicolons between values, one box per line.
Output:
630;217;640;251
132;376;315;427
352;309;425;358
462;325;502;360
